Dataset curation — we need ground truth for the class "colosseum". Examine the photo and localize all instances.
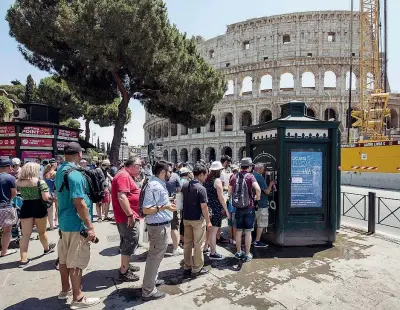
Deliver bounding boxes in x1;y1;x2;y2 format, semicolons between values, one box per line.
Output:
144;10;400;163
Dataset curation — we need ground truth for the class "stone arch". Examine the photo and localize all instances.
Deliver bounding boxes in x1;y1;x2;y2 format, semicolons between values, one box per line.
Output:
205;147;216;163
260;109;273;123
221;146;233;158
180;148;188;162
163;150;169;161
260;75;273;93
324;108;337;121
171;149;178;163
280;73;294;90
156;124;161;138
346;72;357;90
191;148;201;163
238;146;246;160
241;76;253;95
162;123;168;138
241;110;253;128
209;115;216;132
301;72;316;89
171;123;177;136
225;80;234;96
324;71;337;89
306;108;316;118
223;112;233;131
387;109;399;129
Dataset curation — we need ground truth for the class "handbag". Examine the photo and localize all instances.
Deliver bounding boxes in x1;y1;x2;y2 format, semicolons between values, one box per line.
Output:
0;207;17;227
37;180;53;209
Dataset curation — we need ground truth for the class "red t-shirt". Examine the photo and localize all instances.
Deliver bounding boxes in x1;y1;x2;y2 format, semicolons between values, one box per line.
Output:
229;170;257;209
111;169;140;223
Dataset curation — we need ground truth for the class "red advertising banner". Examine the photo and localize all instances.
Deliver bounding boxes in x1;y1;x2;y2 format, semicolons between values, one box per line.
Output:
0;126;16;136
57;140;69;149
21;138;53;147
21;151;53;162
0;150;16;158
58;129;79;140
21;126;53;136
0;138;17;148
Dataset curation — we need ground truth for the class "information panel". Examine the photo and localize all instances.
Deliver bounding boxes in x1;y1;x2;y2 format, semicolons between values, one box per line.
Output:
290;151;323;208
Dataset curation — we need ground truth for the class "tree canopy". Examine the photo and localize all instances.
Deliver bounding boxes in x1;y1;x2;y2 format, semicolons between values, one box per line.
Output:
7;0;226;163
25;74;35;103
0;96;13;121
60;118;80;129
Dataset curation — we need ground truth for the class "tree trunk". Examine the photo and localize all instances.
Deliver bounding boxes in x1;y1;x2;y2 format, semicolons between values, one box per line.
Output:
109;71;129;165
85;118;91;142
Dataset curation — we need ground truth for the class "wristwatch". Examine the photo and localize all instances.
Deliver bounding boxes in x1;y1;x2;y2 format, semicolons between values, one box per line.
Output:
156;206;160;213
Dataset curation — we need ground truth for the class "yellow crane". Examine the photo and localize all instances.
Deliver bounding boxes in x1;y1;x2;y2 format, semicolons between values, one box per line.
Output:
351;0;390;142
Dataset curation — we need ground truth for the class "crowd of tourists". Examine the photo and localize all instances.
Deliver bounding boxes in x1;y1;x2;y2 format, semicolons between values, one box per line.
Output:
0;142;275;309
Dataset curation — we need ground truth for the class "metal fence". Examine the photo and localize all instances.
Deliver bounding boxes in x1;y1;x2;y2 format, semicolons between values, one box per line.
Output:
341;190;400;233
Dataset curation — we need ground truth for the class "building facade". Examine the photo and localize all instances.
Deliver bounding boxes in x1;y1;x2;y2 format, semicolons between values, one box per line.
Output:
143;11;400;163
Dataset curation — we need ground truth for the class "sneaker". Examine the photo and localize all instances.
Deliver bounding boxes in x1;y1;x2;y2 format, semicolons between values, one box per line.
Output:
203;247;210;254
58;290;72;300
97;218;103;223
70;297;101;309
209;252;225;260
142;290;166;301
172;247;184;256
244;253;253;262
44;242;56;255
234;251;244;260
155;279;165;286
191;268;209;278
253;241;268;248
128;264;140;272
19;259;31;268
118;269;140;282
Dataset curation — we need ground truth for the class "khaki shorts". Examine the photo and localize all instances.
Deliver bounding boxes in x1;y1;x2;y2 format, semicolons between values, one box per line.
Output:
58;231;90;270
255;208;269;228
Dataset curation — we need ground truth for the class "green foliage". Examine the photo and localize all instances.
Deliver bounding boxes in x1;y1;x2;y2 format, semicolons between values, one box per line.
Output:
0;96;14;120
25;74;35;103
0;84;24;105
11;80;21;86
61;118;81;129
85;98;131;127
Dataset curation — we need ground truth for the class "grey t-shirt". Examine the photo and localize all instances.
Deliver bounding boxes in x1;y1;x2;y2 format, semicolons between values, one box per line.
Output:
182;180;208;221
166;172;181;196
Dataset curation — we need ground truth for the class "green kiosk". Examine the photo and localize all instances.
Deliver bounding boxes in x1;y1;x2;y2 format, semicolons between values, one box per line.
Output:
244;101;341;246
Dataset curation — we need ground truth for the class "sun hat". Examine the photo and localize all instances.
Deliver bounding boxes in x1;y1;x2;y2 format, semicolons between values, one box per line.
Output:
180;167;191;175
240;157;253;167
210;161;224;171
102;159;111;166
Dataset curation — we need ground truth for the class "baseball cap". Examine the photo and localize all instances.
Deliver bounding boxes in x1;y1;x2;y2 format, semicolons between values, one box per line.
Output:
64;142;83;155
0;159;12;168
11;158;21;166
49;158;56;164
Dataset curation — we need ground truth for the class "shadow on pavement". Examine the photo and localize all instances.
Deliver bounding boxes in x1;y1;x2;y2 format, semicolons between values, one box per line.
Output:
83;269;118;292
99;246;120;257
252;244;332;260
102;287;144;309
4;296;68;310
131;251;148;263
24;259;57;272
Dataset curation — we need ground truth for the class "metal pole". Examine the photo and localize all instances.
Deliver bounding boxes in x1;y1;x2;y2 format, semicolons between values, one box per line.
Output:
347;0;354;143
384;0;388;93
368;192;376;234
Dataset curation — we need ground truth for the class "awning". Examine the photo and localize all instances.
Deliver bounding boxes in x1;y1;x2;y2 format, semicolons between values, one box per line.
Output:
79;138;96;149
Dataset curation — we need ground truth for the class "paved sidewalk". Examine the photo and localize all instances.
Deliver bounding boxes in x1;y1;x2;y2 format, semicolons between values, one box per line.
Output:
1;219;400;310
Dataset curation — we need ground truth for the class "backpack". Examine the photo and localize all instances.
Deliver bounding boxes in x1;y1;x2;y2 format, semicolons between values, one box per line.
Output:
138;178;151;217
58;167;105;203
232;172;251;209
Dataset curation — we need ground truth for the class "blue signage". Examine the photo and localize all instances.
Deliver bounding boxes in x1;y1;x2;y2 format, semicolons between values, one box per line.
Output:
290;151;323;208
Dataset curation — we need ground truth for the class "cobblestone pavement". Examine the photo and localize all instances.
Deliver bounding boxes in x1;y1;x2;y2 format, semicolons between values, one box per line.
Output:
1;218;400;310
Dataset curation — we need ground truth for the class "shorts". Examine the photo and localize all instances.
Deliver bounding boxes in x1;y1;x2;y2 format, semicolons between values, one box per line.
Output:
235;208;255;232
102;189;111;204
171;211;180;231
19;199;47;219
255;208;269;228
58;231;90;270
228;213;236;228
117;221;140;256
210;206;222;228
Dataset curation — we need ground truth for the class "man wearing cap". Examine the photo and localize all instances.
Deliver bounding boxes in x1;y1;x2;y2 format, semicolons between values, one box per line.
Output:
228;158;261;262
11;158;21;179
0;159;18;257
55;142;100;308
97;159;113;222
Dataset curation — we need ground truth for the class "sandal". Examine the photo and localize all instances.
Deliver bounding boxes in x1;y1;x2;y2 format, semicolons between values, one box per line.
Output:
0;249;17;257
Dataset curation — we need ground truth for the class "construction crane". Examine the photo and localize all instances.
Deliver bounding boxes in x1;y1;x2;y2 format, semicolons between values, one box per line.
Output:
351;0;390;142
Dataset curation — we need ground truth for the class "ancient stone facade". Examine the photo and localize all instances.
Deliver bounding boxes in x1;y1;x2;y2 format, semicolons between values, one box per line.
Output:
144;11;400;163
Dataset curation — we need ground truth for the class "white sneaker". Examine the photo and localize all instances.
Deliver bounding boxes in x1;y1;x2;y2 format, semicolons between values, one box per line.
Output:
70;297;101;309
58;290;72;300
172;247;184;256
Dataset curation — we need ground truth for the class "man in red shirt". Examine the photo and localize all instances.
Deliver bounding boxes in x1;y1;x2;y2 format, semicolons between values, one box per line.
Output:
111;157;142;282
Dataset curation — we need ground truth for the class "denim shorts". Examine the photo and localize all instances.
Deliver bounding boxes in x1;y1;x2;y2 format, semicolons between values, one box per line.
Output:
235;208;255;232
228;213;236;228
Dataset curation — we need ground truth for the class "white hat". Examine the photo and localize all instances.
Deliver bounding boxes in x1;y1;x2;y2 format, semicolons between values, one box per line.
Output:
210;161;223;171
12;158;21;165
101;159;111;166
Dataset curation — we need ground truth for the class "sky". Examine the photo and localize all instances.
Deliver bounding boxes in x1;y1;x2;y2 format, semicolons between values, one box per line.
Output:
1;0;400;145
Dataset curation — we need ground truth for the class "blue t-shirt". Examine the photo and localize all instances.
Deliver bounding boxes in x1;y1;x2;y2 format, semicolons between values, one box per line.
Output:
0;173;16;208
56;162;93;232
143;176;173;225
253;172;269;208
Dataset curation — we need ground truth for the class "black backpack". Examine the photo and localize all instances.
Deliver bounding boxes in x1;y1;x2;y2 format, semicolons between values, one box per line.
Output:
58;167;105;203
232;172;251;209
138;178;152;217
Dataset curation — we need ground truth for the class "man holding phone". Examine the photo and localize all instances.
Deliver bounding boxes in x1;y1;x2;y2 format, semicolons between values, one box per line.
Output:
141;160;176;301
111;158;142;282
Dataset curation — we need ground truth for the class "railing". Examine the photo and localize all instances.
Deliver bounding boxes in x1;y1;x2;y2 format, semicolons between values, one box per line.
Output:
341;190;400;233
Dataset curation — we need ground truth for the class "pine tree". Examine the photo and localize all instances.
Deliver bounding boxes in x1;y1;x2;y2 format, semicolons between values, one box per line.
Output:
97;137;100;150
25;75;35;103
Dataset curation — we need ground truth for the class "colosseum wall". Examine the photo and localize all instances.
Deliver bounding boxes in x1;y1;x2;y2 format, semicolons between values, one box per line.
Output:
144;11;400;163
